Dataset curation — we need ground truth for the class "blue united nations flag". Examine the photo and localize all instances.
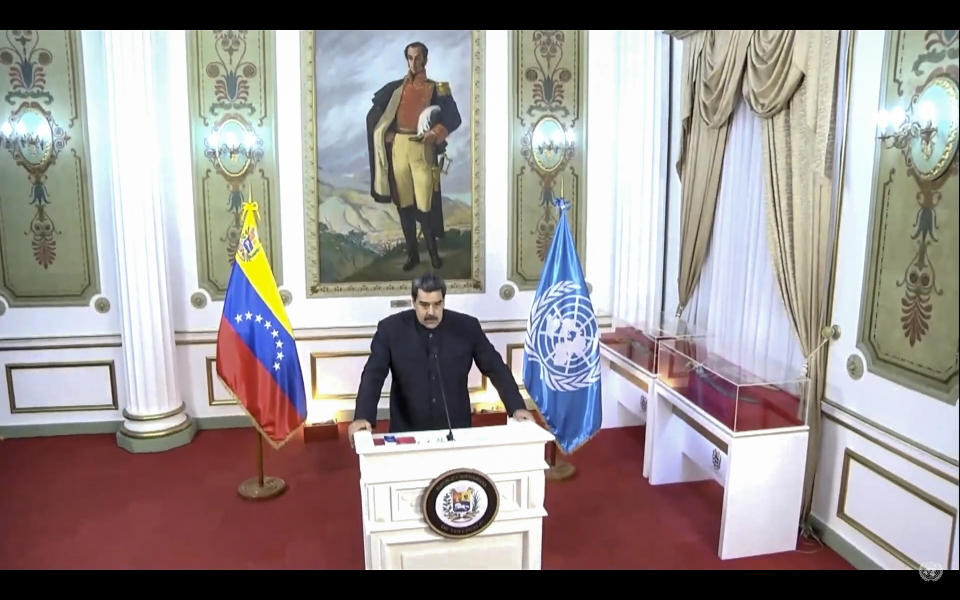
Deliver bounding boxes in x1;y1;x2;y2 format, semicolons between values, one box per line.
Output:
523;198;602;454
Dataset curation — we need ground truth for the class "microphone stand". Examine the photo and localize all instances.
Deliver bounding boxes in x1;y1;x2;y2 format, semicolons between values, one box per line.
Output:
432;350;455;441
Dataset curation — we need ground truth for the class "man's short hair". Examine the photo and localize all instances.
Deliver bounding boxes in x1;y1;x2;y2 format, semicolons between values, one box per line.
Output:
412;271;446;299
404;41;429;60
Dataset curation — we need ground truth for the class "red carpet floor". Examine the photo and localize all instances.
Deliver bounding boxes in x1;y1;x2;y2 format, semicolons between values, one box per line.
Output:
0;425;852;570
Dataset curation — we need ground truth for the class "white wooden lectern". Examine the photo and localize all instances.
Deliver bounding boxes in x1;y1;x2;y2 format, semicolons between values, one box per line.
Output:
353;419;555;570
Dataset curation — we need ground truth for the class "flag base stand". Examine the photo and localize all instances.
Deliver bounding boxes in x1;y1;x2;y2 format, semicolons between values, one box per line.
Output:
546;460;576;481
237;430;287;501
545;440;576;481
238;476;287;500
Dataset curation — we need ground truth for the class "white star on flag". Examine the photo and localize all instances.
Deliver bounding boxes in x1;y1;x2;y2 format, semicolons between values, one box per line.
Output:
264;320;272;329
276;340;283;349
271;330;279;338
245;312;252;320
255;314;263;323
234;314;242;323
276;351;284;360
273;362;280;371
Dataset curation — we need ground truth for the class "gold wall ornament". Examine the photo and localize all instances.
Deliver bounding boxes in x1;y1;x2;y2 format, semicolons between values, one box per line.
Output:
877;75;958;181
508;30;587;290
187;30;282;301
499;283;516;301
190;291;207;309
529;116;571;172
93;297;109;313
1;103;62;168
279;288;292;306
847;354;864;380
857;30;958;404
0;29;100;307
203;115;263;179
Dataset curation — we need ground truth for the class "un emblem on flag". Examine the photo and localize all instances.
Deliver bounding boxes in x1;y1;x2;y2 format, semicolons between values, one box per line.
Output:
524;281;600;392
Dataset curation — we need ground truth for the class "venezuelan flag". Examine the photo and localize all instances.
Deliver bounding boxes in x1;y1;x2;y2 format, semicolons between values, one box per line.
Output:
216;201;306;448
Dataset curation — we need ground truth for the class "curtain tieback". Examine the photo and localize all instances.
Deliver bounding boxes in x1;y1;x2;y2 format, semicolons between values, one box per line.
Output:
800;325;840;377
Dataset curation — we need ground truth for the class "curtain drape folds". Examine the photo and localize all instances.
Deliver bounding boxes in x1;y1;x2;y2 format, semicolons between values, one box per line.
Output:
670;29;841;531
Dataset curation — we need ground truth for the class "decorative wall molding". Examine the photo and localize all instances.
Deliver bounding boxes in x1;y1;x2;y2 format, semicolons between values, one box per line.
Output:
0;333;121;351
822;409;958;484
171;317;617;346
0;29;100;307
822;397;958;469
186;30;282;300
508;30;588;290
837;447;957;570
857;29;959;403
6;360;118;413
205;356;237;406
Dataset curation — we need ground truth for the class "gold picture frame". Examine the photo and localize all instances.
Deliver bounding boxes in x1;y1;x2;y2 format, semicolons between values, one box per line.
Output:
300;30;485;297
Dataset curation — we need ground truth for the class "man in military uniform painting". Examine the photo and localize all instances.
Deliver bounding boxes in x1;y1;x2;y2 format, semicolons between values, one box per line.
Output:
366;41;461;271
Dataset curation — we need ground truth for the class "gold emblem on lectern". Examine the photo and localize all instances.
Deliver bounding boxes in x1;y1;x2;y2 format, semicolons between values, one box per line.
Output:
423;468;498;539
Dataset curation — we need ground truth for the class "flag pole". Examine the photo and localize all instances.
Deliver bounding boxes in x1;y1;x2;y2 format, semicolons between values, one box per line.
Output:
544;176;576;482
535;410;576;481
546;439;577;481
257;430;265;487
238;429;287;501
223;188;299;501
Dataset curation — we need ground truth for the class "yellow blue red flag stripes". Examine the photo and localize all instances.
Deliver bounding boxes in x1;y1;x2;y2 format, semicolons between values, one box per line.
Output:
216;201;306;448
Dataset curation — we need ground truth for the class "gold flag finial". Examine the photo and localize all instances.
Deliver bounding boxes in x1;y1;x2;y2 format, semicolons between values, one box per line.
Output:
241;186;259;222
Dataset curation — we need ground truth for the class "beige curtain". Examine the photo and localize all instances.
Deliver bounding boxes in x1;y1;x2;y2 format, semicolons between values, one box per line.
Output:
746;30;841;530
673;29;842;531
675;30;752;313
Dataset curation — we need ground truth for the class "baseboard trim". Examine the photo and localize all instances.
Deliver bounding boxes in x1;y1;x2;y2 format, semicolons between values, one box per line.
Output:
0;420;121;438
0;414;254;440
196;415;253;430
808;514;881;570
0;411;516;442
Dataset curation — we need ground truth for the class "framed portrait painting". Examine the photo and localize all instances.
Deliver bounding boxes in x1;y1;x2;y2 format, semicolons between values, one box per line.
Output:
301;30;484;297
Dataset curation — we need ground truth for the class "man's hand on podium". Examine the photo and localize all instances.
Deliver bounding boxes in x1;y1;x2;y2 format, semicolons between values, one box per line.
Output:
511;409;535;423
347;419;372;449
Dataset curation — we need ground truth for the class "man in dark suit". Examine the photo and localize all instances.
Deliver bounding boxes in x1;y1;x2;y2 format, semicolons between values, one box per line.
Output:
348;272;535;444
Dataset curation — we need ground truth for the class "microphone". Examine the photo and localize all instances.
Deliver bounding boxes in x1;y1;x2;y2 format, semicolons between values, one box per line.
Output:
432;349;455;442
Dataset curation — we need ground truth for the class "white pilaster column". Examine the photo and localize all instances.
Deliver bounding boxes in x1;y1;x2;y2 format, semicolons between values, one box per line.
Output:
103;30;194;451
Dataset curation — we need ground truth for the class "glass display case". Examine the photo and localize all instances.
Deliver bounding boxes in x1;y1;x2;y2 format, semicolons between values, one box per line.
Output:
656;338;807;432
600;313;703;373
